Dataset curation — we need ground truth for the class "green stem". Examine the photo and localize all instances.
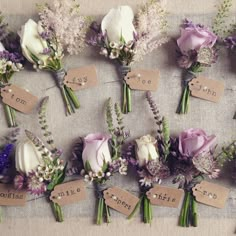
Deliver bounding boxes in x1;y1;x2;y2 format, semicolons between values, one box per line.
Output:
179;191;191;227
122;82;127;114
3;104;13;127
10;106;17;127
126;85;131;113
192;196;198;227
105;203;111;224
127;195;144;220
96;198;104;225
60;86;73;115
144;196;149;224
177;86;190;114
51;202;64;222
0;206;2;223
64;85;80;109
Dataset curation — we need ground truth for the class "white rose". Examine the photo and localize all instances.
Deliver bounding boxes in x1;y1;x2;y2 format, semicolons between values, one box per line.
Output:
135;135;159;167
101;6;135;44
18;19;49;65
0;42;5;52
82;133;111;174
15;140;43;175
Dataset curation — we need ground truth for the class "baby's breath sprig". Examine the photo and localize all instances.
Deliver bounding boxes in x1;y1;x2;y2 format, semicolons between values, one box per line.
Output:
38;96;57;153
212;0;233;38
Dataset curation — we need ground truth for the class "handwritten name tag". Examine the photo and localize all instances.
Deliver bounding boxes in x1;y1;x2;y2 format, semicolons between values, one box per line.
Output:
50;180;86;206
103;187;139;216
189;77;224;103
0;184;27;206
1;84;38;113
146;185;184;208
192;181;229;208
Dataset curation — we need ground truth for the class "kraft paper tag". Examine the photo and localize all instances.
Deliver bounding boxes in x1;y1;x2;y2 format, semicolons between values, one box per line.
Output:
189;77;224;103
192;181;229;208
124;69;159;91
0;184;27;206
64;65;98;91
50;180;86;206
0;84;38;113
103;187;139;216
146;185;184;208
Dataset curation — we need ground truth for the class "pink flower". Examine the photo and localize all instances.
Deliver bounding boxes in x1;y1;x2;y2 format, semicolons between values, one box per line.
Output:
178;128;216;157
82;133;111;174
177;23;217;54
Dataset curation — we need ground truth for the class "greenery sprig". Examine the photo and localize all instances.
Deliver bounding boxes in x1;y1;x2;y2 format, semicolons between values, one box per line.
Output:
105;98;128;159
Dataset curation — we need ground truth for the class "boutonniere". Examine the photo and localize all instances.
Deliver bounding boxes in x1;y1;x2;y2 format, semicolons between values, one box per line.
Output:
176;19;218;114
71;98;129;224
14;97;67;222
18;0;90;115
171;128;234;227
125;92;171;224
0;13;24;127
88;1;168;113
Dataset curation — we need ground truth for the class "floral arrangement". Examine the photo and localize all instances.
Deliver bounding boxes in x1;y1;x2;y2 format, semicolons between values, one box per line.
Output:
170;129;235;227
88;0;168;113
176;19;218;114
0;13;24;127
14;97;67;222
18;0;90;115
70;98;129;225
124;92;171;224
0;128;20;221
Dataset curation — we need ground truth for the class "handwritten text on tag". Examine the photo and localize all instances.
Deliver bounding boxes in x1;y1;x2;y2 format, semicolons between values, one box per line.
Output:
124;69;159;91
146;185;184;208
103;187;139;216
189;77;224;103
64;65;98;91
192;181;229;208
0;184;27;206
50;180;86;206
1;85;38;113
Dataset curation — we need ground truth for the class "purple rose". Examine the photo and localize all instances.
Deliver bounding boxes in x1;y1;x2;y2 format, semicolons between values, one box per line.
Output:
177;21;217;54
178;128;216;157
82;133;111;173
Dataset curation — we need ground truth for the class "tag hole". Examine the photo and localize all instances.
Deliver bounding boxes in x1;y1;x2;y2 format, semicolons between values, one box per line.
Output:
153;194;157;199
112;196;117;200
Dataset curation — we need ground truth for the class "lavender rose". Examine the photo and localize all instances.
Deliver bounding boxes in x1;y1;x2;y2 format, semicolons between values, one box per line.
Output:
178;128;216;157
82;133;111;174
177;21;217;54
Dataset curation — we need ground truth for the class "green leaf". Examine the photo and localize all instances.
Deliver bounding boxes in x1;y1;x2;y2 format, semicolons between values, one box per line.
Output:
102;159;108;172
85;160;92;172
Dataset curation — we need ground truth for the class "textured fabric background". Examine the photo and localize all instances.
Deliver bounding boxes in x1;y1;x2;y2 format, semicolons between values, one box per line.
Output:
0;0;236;235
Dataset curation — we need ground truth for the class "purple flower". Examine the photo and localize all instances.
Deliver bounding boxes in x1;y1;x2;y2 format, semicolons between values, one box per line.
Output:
14;174;26;190
178;128;216;158
27;171;47;196
0;144;13;175
224;36;236;50
177;19;217;54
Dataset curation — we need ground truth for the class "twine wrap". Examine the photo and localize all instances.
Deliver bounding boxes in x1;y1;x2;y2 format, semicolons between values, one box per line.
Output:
53;69;66;88
183;70;196;87
94;182;108;199
120;65;131;80
140;184;153;194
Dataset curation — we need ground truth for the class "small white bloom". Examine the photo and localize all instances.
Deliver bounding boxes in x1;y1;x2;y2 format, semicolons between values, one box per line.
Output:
106;172;111;177
109;49;120;59
99;48;108;57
